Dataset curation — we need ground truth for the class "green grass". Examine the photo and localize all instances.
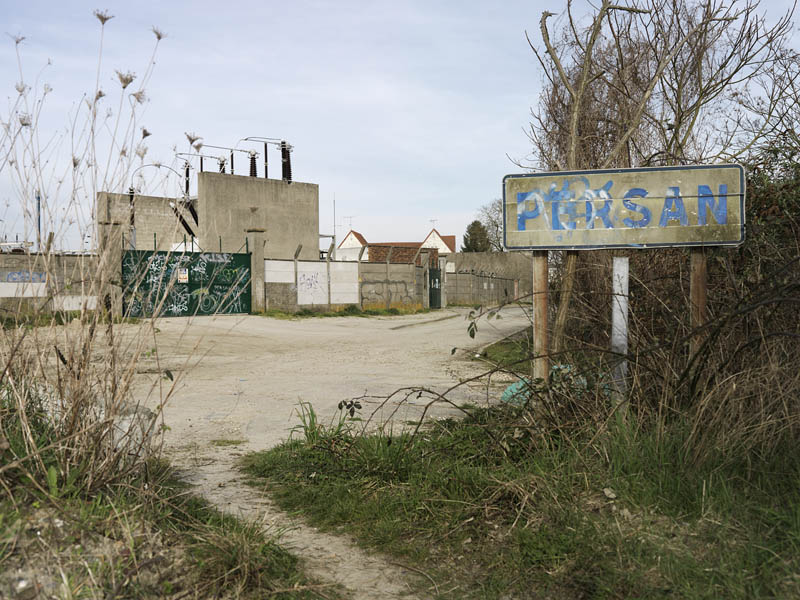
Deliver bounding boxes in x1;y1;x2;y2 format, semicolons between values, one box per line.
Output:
0;309;141;329
480;329;532;367
242;405;800;599
0;459;331;599
260;305;430;319
1;387;331;598
0;309;81;329
211;438;248;446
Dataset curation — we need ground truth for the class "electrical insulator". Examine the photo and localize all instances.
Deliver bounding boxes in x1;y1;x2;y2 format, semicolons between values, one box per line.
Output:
128;187;135;227
281;141;292;183
249;152;257;177
218;158;227;174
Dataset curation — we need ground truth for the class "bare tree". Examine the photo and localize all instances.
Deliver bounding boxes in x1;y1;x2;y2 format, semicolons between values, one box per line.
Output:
524;0;796;355
477;198;505;252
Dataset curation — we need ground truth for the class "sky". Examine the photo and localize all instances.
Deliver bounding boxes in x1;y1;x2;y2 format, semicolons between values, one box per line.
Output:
1;0;797;251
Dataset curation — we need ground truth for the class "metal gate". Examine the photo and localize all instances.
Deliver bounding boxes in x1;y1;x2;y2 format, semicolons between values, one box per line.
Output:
122;250;251;317
429;268;442;309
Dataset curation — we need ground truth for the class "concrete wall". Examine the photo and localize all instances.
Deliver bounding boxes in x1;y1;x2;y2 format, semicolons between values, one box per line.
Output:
359;262;424;310
446;273;516;307
198;172;318;260
0;253;98;312
446;252;533;298
97;192;190;251
263;259;425;312
262;256;521;312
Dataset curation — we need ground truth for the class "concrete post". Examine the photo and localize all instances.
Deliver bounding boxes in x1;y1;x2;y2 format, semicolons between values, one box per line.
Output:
97;220;124;317
439;257;448;308
246;228;266;313
293;244;303;311
325;240;335;311
421;251;430;310
357;245;367;309
385;246;393;310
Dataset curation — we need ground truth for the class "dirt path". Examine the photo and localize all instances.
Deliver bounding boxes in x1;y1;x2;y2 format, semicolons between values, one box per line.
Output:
136;307;530;598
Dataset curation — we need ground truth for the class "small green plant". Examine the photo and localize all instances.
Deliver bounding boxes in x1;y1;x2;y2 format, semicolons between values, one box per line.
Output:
210;438;247;447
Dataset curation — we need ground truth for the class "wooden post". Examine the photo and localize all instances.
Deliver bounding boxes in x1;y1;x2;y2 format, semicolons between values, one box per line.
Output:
532;251;549;383
611;256;629;415
690;248;707;356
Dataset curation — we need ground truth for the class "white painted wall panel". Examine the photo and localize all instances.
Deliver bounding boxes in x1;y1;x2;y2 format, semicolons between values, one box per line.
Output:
264;260;294;284
330;262;359;304
297;262;328;305
52;296;98;310
0;282;47;297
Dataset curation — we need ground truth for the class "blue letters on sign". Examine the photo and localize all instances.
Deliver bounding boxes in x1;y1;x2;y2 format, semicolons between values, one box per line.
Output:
515;178;732;233
658;187;688;227
698;184;728;225
622;188;651;228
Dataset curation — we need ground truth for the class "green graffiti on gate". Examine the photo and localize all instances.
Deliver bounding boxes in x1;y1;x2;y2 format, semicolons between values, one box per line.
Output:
122;250;251;317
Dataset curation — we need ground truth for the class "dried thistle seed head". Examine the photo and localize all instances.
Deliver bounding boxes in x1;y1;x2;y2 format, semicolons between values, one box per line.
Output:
15;82;25;94
93;10;113;25
153;161;162;168
193;141;203;152
43;84;52;94
119;146;127;157
135;145;148;159
142;127;151;139
95;89;105;101
130;90;147;104
152;26;165;41
18;113;31;127
116;70;135;89
72;155;80;168
185;132;201;146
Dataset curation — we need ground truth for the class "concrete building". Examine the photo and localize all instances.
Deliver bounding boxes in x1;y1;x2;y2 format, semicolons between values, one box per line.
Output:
97;171;319;260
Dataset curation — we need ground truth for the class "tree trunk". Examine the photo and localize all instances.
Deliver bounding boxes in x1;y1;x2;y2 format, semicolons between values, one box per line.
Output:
551;250;577;355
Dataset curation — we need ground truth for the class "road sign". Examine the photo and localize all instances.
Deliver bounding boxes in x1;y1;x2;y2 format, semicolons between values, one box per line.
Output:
503;164;745;250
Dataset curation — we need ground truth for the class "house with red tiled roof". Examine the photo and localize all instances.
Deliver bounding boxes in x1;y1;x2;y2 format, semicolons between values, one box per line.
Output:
335;229;456;262
336;230;369;261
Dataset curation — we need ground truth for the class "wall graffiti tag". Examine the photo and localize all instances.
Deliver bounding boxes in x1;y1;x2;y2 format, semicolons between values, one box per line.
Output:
5;271;47;283
503;164;745;250
122;250;251;317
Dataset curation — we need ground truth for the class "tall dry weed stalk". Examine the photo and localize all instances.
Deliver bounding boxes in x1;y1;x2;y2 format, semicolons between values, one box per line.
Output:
0;12;178;499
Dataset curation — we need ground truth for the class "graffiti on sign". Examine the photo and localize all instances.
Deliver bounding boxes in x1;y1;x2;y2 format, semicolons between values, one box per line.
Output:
503;164;745;249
